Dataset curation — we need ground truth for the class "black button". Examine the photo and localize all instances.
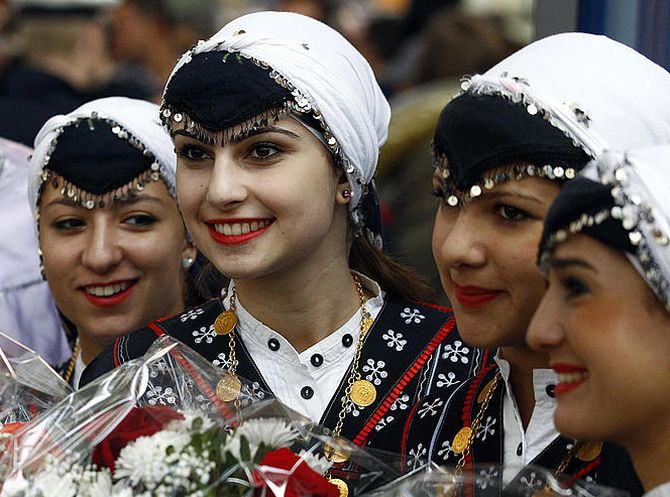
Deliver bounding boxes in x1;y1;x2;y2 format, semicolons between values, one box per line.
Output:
342;334;353;347
516;443;523;456
311;354;323;367
301;386;314;399
268;338;280;351
546;384;555;398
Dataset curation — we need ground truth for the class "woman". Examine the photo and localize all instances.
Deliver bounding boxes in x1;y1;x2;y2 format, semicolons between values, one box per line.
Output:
29;96;198;387
400;33;670;493
529;146;670;497
80;11;479;490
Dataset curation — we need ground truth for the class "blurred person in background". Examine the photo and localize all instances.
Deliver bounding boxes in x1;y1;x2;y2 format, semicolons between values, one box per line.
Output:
109;0;222;100
0;0;151;147
0;136;70;366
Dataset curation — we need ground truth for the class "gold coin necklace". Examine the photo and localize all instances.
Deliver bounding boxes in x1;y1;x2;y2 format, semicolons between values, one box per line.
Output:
324;273;375;497
213;287;242;407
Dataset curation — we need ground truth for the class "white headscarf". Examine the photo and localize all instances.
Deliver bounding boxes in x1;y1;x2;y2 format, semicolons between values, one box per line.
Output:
28;97;176;218
581;146;670;311
165;11;391;209
464;32;670;157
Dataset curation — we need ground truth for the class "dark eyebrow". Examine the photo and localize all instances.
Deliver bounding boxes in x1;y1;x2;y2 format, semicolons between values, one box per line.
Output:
479;190;544;205
549;257;597;272
172;125;301;144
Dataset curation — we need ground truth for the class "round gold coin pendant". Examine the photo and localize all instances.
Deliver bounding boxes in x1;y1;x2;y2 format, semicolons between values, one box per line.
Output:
350;379;376;407
329;478;349;497
452;426;473;454
323;437;350;463
216;372;241;402
577;440;603;462
214;311;237;335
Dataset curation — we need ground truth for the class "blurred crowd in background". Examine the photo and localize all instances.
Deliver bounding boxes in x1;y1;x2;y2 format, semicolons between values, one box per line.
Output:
0;0;533;296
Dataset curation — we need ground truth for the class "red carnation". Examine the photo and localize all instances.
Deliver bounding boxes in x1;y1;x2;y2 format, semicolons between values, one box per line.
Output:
252;448;340;497
92;405;184;472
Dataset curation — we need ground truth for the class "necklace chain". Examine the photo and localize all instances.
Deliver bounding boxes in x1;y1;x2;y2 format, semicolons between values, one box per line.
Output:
62;339;80;384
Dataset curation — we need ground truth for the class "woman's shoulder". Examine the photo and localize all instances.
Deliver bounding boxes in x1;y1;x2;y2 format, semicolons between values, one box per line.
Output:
80;299;223;386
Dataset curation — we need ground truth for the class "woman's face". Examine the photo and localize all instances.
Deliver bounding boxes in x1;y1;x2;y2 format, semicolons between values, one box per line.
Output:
174;117;348;281
39;180;193;347
527;234;670;445
432;176;560;348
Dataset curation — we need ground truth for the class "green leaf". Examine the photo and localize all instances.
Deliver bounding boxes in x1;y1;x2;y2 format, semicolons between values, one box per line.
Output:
240;435;251;462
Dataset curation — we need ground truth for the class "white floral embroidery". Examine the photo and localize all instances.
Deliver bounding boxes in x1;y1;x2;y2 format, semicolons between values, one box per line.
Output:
344;398;363;417
476;466;499;490
179;308;204;322
192;324;217;344
382;329;407;351
374;415;395;432
212;352;237;370
417;398;444;419
241;382;266;401
438;440;455;461
148;357;171;379
442;340;470;364
362;359;388;386
390;394;410;411
408;443;427;470
400;307;426;324
146;384;176;406
194;393;212;411
475;415;496;441
436;372;461;388
520;471;543;491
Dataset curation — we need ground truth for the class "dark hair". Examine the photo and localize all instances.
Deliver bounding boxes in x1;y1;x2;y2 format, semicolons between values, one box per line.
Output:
349;233;437;303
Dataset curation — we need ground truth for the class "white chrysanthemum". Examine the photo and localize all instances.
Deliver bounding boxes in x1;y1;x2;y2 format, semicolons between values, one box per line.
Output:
78;469;113;496
31;468;78;497
166;411;215;432
225;418;299;461
114;431;191;483
297;449;331;474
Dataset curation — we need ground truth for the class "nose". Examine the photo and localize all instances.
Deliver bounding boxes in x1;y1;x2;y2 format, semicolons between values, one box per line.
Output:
81;219;123;274
205;151;248;209
527;287;565;351
432;205;487;272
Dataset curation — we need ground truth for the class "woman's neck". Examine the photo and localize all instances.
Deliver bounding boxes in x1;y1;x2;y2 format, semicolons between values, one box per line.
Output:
499;345;550;429
234;258;363;352
626;421;670;492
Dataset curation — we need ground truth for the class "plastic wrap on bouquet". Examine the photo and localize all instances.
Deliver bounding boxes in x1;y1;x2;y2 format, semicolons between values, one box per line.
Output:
0;335;398;496
0;332;72;429
362;463;629;497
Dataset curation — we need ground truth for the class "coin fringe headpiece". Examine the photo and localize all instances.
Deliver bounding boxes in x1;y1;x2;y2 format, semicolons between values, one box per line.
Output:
540;146;670;313
432;32;670;207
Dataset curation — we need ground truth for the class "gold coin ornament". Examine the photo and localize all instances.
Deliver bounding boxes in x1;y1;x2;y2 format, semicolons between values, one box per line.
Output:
323;438;350;463
361;316;374;335
214;311;237;335
350;379;376;407
329;478;349;497
477;378;497;404
576;440;603;462
216;372;241;402
452;426;473;454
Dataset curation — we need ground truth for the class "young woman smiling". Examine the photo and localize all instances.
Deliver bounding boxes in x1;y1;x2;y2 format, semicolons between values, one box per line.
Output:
81;12;479;490
400;32;670;494
529;147;670;497
29;97;197;387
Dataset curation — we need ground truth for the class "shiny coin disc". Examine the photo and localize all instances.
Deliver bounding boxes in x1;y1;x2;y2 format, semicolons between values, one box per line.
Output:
576;440;603;462
477;378;497;404
323;438;350;463
216;372;241;402
214;311;237;335
452;426;473;454
350;379;376;407
329;478;348;497
361;316;374;335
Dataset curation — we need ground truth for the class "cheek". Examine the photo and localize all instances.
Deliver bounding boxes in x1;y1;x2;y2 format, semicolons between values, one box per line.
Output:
176;170;207;217
431;211;452;267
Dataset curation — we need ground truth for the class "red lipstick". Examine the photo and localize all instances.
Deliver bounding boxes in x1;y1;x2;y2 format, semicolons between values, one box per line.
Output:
82;280;136;308
552;363;588;396
206;218;273;246
453;285;503;308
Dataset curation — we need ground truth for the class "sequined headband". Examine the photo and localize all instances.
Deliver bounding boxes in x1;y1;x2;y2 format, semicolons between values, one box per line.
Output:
540;165;670;313
36;116;168;211
432;84;591;207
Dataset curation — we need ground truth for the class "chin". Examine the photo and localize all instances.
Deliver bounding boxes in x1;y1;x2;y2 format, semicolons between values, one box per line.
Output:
554;403;606;441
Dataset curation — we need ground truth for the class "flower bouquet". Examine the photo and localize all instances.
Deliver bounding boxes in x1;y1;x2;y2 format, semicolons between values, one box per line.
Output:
0;335;397;496
0;332;72;429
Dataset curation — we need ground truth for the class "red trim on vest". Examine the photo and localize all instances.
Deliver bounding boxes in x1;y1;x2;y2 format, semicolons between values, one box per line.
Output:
567;457;601;485
148;321;166;337
461;363;497;426
113;338;121;368
352;316;457;447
